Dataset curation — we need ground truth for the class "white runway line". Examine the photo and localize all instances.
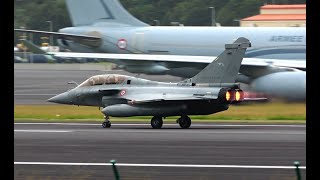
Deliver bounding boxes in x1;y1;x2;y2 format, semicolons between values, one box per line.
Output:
87;130;305;135
13;129;305;135
14;162;306;169
14;123;306;128
14;94;57;96
14;130;72;133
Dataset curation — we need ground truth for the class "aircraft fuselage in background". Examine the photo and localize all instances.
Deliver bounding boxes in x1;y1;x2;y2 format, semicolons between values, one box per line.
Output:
59;26;305;60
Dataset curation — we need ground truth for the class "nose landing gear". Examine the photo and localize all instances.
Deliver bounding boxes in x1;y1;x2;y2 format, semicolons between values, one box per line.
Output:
102;115;111;128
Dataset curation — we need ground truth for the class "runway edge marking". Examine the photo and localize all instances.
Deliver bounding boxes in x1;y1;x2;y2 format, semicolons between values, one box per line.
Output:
14;130;72;133
14;123;306;127
14;162;306;169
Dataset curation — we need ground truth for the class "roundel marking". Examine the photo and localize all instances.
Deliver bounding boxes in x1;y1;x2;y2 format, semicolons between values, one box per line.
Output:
117;39;127;50
120;90;126;96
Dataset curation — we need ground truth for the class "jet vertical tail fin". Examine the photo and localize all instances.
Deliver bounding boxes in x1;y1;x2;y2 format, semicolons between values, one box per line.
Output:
182;37;251;84
66;0;148;27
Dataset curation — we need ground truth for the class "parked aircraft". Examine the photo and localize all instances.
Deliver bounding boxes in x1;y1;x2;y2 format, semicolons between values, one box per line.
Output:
15;0;306;101
17;40;99;63
48;38;262;128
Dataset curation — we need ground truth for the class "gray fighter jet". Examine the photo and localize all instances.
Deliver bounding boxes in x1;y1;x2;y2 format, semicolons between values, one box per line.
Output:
48;37;257;129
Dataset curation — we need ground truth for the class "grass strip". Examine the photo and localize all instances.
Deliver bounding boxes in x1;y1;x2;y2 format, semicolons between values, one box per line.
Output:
14;102;306;123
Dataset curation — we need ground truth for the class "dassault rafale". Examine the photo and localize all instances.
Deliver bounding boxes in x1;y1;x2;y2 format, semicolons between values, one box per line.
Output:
48;38;264;129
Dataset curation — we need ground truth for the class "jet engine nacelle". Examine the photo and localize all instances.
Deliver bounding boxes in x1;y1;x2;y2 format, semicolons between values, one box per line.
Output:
218;88;244;104
250;71;306;101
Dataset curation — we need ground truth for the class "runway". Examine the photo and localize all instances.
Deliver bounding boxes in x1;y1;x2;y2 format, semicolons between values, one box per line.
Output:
14;122;306;179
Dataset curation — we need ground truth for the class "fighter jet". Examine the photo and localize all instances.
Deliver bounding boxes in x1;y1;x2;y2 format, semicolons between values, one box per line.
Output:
48;37;260;129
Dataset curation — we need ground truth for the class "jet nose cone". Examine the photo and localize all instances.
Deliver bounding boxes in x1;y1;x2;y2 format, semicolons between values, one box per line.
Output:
48;92;71;104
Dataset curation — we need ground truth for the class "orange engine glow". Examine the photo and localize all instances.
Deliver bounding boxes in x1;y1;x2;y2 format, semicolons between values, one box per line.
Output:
235;90;244;101
226;91;231;101
236;91;241;101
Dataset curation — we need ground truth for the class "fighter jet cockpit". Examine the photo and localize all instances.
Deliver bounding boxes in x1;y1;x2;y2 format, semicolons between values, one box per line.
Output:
76;74;129;88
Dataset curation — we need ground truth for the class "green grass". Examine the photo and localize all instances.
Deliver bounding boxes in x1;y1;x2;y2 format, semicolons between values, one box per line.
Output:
14;102;306;123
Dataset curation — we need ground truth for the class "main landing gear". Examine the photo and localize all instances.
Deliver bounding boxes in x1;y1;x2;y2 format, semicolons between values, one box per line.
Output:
177;116;191;129
151;116;163;129
102;115;192;129
150;115;192;129
102;115;111;128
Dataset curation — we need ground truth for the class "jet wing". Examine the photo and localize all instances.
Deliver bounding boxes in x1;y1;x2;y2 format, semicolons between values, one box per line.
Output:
14;29;102;47
49;52;306;70
242;58;305;70
127;96;268;104
50;52;213;63
125;94;218;104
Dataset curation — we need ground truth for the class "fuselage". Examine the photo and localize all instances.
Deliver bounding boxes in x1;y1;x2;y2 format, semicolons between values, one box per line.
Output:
59;25;306;60
70;85;228;117
48;74;233;117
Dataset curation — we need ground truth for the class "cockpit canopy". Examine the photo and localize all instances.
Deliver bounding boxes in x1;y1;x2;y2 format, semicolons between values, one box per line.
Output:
77;74;129;88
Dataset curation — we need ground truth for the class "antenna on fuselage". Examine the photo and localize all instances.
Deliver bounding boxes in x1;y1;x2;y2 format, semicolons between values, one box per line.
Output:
68;81;79;86
67;81;79;89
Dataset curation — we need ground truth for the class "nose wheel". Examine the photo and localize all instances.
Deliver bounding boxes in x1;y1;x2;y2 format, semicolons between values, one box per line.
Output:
151;116;163;129
102;115;111;128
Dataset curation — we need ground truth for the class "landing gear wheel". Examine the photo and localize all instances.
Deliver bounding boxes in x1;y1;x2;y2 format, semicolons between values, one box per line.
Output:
102;121;111;128
102;115;111;128
178;116;191;129
151;116;163;129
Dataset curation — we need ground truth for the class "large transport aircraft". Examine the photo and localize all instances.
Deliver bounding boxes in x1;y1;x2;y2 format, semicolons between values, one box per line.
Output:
15;0;306;101
48;38;263;129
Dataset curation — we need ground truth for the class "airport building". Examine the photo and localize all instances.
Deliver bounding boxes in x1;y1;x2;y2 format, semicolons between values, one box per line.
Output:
240;4;306;27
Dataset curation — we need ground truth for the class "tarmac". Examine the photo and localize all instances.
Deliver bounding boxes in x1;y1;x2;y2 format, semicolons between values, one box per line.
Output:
14;122;306;180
